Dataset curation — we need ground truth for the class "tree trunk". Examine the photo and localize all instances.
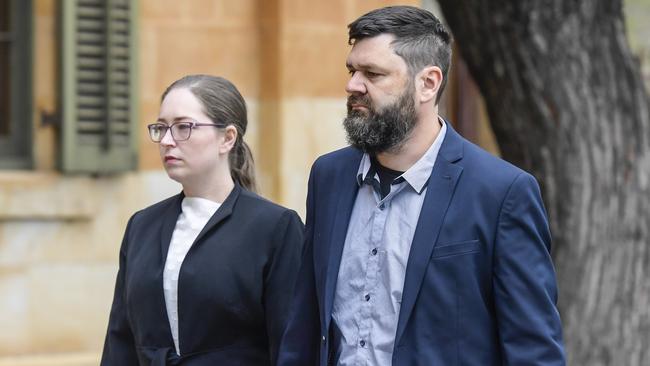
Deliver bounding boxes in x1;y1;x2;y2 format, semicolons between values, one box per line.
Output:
437;0;650;364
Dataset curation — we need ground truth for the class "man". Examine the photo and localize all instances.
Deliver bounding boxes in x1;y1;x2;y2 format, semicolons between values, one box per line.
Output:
278;5;565;366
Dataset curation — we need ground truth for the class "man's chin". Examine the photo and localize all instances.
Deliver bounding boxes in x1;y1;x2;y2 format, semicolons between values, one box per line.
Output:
348;136;407;155
347;139;380;155
347;109;370;119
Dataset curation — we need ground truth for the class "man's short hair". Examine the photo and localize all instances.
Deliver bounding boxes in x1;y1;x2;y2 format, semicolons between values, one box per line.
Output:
348;6;453;103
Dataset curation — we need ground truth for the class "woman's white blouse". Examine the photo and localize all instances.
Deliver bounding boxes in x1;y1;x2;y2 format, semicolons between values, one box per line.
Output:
163;196;221;355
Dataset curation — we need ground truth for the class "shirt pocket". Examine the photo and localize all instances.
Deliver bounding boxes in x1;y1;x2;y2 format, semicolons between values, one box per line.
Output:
430;239;480;259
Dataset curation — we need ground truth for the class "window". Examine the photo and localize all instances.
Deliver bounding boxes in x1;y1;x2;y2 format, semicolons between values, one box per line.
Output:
0;0;7;135
0;0;32;169
60;0;138;173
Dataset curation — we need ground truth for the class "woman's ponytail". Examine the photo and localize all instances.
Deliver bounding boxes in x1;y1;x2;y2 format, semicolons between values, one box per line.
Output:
229;135;256;192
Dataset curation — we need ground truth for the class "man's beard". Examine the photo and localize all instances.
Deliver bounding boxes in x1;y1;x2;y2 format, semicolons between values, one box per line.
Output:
343;87;417;155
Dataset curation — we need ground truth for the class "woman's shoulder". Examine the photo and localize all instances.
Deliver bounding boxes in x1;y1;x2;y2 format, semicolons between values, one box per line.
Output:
236;189;297;217
239;188;289;212
234;189;304;242
129;193;182;225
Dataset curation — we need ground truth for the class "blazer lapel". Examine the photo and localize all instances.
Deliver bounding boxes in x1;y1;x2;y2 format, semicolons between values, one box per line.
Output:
322;151;363;331
158;185;240;263
192;184;240;246
394;125;464;345
157;193;184;347
159;193;184;264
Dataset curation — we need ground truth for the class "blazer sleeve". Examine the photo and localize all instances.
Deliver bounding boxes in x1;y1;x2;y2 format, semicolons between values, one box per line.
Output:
264;208;305;366
493;172;566;365
101;215;139;366
276;165;321;366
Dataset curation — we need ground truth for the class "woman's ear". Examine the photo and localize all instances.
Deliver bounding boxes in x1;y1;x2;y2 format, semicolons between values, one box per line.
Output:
220;125;238;154
418;66;443;104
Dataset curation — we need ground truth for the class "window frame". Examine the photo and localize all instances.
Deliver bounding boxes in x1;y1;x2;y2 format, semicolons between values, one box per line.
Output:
0;0;33;169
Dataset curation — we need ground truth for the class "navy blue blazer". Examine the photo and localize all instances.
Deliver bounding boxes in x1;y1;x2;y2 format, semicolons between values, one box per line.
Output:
278;124;565;365
101;184;304;365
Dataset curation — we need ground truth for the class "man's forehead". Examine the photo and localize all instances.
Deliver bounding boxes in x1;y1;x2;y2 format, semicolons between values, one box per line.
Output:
348;33;395;51
346;35;402;68
345;59;386;70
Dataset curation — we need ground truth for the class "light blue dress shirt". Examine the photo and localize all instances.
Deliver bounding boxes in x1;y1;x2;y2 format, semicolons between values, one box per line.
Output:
331;119;447;365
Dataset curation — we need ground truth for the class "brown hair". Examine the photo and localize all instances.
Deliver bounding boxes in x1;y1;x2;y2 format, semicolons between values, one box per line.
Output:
348;6;453;104
161;75;256;192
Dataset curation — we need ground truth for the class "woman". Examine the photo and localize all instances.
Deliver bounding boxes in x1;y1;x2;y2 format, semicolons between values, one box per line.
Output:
101;75;303;365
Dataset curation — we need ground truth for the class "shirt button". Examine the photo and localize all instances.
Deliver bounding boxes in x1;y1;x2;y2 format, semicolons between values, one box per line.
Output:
322;335;326;343
359;340;366;347
371;248;378;255
365;294;370;301
378;203;385;210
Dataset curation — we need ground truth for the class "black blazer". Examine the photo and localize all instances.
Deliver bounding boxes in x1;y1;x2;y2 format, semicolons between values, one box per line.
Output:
101;184;304;365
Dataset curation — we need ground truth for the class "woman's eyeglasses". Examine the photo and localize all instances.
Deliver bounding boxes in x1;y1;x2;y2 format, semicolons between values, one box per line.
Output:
147;121;225;142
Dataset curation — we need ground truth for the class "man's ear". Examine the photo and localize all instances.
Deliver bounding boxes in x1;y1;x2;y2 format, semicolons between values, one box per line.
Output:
220;125;238;154
418;66;443;104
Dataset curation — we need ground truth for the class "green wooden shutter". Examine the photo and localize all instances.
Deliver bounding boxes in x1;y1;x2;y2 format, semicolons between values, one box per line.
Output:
60;0;138;173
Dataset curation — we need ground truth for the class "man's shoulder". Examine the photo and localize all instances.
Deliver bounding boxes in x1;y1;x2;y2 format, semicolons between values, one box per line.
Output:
310;146;363;176
453;133;535;188
314;146;362;167
463;141;520;173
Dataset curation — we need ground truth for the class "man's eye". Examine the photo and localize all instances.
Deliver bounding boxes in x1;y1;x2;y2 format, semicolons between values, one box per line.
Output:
152;125;166;132
176;123;192;130
366;71;380;78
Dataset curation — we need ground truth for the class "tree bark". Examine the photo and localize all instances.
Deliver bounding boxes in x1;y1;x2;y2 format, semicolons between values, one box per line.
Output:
437;0;650;364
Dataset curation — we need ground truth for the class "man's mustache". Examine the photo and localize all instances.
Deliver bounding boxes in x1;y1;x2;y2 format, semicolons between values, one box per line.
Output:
347;95;372;109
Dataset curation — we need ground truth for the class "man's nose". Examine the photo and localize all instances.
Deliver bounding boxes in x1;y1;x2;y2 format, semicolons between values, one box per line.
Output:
345;72;367;95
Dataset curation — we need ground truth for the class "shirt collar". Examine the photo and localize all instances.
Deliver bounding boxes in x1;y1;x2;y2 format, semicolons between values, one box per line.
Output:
356;153;373;186
356;117;447;194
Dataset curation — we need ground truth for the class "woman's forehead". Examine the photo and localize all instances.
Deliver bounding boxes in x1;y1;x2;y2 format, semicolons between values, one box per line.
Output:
159;88;206;120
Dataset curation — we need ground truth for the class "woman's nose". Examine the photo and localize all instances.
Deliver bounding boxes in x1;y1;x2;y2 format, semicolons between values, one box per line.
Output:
160;128;176;146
